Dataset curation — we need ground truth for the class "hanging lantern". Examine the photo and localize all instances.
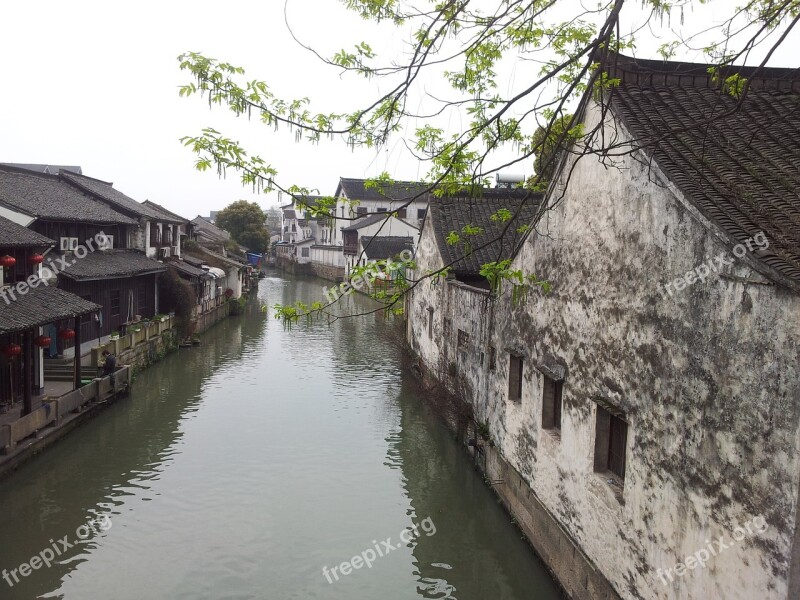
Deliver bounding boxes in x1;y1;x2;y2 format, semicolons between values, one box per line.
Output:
58;328;76;340
2;343;22;357
225;288;234;298
34;335;52;348
28;254;44;265
0;255;16;268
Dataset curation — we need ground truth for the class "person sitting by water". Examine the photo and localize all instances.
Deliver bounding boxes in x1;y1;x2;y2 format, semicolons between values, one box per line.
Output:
101;350;117;376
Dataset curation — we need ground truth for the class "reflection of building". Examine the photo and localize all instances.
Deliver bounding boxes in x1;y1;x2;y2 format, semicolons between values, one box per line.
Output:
392;377;562;599
0;314;261;600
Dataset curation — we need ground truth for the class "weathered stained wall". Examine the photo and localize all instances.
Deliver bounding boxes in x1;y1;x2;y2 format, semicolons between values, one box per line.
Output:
408;100;800;600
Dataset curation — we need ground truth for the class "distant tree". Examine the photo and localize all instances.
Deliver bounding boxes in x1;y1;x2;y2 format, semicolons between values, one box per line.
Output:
216;200;270;252
237;225;271;252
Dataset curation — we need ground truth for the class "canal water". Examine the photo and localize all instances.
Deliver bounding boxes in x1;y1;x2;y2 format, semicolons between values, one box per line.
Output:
0;274;560;600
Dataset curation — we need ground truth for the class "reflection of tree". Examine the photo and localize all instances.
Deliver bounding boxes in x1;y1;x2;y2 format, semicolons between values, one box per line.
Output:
0;309;265;600
393;377;561;600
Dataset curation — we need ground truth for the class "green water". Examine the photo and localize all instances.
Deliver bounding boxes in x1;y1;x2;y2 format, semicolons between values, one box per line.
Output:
0;274;560;600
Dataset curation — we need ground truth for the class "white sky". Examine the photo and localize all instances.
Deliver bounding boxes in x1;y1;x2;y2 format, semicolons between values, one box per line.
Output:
1;0;797;217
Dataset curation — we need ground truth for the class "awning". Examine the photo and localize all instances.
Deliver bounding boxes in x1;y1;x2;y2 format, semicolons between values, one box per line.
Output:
206;267;226;279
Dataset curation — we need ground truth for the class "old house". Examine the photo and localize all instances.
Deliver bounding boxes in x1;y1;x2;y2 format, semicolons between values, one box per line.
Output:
0;165;136;250
60;171;185;259
142;200;193;253
0;215;101;411
191;215;230;250
407;54;800;600
332;178;429;245
57;249;166;338
342;213;419;275
0;166;166;342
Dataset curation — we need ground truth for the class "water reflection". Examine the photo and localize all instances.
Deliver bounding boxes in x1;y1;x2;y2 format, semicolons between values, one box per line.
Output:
0;274;559;600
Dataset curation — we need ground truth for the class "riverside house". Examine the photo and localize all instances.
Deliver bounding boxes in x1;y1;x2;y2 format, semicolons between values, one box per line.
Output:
407;53;800;600
0;165;167;346
0;215;101;414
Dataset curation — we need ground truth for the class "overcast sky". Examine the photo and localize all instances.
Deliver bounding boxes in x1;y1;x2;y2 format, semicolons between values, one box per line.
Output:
2;1;797;218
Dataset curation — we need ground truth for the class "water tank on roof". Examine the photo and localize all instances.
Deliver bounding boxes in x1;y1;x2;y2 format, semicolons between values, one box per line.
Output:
495;173;525;188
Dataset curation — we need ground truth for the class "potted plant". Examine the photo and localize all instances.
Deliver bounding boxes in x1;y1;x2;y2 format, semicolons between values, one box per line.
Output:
110;331;120;340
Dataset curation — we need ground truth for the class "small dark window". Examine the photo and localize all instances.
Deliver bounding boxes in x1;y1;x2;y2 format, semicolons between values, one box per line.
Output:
110;290;121;317
301;248;310;257
594;406;628;481
542;376;563;430
377;207;387;213
396;209;407;219
508;354;523;401
356;207;367;216
608;416;628;479
427;307;434;339
417;208;427;220
488;346;496;371
457;329;469;350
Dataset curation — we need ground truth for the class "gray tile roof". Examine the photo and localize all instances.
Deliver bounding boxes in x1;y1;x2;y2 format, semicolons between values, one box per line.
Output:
0;216;54;247
198;247;246;267
191;216;231;242
0;166;137;225
142;200;189;224
342;213;408;231
336;178;430;202
168;260;209;279
0;285;100;334
606;53;800;286
0;163;82;175
60;172;169;221
58;249;166;281
182;255;205;268
429;190;543;276
360;236;414;260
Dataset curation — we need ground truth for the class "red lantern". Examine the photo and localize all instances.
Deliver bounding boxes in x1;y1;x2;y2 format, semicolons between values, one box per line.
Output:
225;288;234;298
58;328;76;340
34;335;52;348
2;343;21;357
0;255;16;268
28;254;44;265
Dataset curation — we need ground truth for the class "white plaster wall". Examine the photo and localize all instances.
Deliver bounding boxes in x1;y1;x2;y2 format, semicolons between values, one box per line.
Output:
408;100;800;600
311;246;345;267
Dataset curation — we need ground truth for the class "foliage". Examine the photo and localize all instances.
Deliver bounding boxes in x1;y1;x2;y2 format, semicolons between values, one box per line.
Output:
228;296;246;316
179;0;799;316
526;113;581;189
479;259;551;305
159;269;197;338
215;200;270;252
